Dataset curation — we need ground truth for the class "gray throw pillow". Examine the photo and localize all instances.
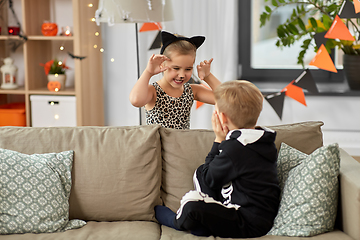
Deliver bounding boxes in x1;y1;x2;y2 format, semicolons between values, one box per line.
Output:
268;143;340;237
0;148;86;234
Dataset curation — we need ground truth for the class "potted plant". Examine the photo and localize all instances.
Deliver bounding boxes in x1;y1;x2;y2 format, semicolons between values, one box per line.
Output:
40;58;69;90
260;0;360;90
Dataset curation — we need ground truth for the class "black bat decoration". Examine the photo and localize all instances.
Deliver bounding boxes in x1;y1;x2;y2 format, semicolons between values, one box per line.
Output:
68;52;87;60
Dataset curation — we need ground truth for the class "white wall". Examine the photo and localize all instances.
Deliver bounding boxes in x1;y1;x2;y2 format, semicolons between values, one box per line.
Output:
99;0;360;156
101;0;238;128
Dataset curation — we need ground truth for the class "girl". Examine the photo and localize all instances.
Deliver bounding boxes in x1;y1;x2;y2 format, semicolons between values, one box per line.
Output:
129;31;221;129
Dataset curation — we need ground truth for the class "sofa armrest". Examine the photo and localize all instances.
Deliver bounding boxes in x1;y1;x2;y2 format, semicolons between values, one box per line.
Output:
339;148;360;240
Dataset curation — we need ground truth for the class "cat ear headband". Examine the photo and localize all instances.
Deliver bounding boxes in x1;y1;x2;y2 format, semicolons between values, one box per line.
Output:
160;31;205;54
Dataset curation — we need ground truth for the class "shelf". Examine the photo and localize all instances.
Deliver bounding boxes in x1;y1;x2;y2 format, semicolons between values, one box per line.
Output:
0;0;104;126
29;87;75;95
27;36;74;41
0;87;26;94
0;35;23;40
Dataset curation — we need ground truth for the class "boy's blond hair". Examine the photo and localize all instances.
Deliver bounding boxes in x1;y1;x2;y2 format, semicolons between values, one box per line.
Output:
214;80;263;129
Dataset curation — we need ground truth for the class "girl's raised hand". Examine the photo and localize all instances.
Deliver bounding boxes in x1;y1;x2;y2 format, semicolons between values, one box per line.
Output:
197;58;213;81
146;54;170;75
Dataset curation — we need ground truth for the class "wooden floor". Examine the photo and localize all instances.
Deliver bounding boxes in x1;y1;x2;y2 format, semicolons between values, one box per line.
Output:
353;156;360;163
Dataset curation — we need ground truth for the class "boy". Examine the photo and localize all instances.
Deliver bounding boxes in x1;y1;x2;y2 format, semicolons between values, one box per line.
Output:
155;80;280;238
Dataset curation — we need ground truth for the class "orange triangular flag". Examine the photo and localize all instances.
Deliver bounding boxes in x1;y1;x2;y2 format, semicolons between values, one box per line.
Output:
195;83;211;109
324;15;354;41
282;80;307;106
196;101;205;109
354;0;360;13
139;22;162;32
309;44;338;73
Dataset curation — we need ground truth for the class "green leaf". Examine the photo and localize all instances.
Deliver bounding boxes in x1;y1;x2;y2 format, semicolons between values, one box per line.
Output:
271;0;278;7
297;18;306;31
288;23;299;34
309;17;318;29
265;6;272;13
322;14;333;30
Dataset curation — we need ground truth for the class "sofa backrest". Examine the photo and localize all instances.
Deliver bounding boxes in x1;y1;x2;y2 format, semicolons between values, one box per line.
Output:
0;125;162;222
159;121;324;212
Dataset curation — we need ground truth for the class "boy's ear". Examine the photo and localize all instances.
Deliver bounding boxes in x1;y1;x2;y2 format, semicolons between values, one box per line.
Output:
219;112;228;124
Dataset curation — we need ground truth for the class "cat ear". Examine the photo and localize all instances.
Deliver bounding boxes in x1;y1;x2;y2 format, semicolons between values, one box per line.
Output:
160;31;206;54
189;36;205;49
160;31;178;54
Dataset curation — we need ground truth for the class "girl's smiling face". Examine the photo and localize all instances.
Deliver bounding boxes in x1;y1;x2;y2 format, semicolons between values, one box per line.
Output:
163;53;195;89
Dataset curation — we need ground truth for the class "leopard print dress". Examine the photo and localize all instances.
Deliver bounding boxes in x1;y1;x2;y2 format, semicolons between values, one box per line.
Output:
145;82;194;129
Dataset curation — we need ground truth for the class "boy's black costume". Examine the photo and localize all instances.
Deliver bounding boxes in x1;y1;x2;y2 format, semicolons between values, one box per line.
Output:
156;127;280;238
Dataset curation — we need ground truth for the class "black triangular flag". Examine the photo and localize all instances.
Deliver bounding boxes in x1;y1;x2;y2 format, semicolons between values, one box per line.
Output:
265;92;285;120
149;31;162;50
293;69;319;93
314;32;327;49
339;0;360;19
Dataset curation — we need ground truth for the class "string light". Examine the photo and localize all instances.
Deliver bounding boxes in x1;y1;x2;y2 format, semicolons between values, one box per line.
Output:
93;44;98;48
95;32;99;36
88;3;93;7
111;58;115;62
58;61;63;65
91;18;96;22
100;48;104;52
60;46;64;50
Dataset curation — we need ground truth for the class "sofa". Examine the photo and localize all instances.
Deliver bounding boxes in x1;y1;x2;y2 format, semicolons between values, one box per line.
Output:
0;121;359;240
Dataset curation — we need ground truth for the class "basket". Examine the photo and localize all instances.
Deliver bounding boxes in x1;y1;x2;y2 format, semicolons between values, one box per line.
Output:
0;102;26;126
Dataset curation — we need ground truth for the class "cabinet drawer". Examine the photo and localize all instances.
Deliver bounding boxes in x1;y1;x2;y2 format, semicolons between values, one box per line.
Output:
30;95;76;127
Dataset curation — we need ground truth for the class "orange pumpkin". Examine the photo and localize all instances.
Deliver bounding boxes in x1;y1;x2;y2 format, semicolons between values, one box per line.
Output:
47;81;61;92
41;22;58;36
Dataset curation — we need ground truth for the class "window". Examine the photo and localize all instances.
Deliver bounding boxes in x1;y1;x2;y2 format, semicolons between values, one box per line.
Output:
238;0;344;83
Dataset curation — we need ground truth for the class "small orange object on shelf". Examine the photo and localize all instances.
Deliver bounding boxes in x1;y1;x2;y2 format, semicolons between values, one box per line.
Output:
0;102;26;126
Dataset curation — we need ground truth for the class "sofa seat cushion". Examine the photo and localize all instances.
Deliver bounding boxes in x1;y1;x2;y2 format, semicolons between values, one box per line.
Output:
0;125;162;222
0;221;161;240
160;226;352;240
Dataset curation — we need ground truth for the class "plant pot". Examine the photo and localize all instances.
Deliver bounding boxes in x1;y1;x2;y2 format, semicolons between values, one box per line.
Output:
47;74;66;90
343;54;360;91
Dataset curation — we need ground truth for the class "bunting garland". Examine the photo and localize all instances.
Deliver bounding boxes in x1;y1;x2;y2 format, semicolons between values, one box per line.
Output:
264;2;360;120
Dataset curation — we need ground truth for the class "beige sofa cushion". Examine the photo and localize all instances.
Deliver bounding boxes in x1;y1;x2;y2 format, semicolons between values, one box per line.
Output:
265;121;324;154
0;125;162;222
160;121;324;212
0;221;161;240
160;226;353;240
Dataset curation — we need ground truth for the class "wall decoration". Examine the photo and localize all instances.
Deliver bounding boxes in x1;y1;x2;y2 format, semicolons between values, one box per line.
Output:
149;31;162;50
139;22;162;32
324;15;355;41
68;52;87;60
282;80;307;106
309;44;337;73
339;0;360;18
264;92;285;120
293;69;319;93
354;0;360;13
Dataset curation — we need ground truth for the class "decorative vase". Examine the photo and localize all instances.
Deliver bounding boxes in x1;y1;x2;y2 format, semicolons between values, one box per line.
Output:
47;74;66;90
343;54;360;91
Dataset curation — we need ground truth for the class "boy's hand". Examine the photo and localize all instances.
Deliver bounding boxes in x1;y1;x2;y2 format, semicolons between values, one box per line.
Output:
197;58;213;81
146;54;170;75
212;110;228;143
